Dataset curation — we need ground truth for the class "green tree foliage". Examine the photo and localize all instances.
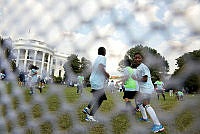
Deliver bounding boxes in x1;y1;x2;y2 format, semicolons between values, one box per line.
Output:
54;76;63;84
63;54;92;86
118;45;169;82
171;50;200;93
80;57;92;86
0;37;17;76
68;54;81;74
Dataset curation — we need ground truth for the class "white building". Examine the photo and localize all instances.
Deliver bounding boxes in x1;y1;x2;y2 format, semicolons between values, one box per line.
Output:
12;39;69;79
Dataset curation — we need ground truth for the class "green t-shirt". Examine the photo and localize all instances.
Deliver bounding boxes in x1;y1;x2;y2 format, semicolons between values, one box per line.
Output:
78;76;84;84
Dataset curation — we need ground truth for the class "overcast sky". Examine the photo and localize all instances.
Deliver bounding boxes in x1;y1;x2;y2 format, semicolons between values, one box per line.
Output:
1;0;200;75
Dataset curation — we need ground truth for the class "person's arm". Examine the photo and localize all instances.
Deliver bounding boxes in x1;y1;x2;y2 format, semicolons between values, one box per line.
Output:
99;64;110;78
115;75;128;86
131;74;148;82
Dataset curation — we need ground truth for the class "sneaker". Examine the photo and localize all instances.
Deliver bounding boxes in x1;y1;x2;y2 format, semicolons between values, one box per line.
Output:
135;108;140;112
85;115;98;122
137;118;150;122
152;125;164;133
82;107;90;115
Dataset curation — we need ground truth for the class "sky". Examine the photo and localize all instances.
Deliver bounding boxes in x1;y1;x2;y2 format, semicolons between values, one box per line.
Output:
1;0;200;76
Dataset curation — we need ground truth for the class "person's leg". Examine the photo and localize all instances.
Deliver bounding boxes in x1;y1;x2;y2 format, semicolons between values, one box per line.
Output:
77;85;80;94
157;92;160;100
125;98;134;111
144;101;160;125
162;92;166;101
90;98;104;116
30;87;33;95
83;90;98;115
80;85;83;95
143;97;164;133
38;87;42;93
170;90;172;96
87;95;97;109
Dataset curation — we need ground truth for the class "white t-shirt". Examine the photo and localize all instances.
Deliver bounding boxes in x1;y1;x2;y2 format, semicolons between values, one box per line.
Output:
110;81;114;87
90;55;107;90
135;63;154;94
123;67;139;91
31;69;38;83
154;81;164;90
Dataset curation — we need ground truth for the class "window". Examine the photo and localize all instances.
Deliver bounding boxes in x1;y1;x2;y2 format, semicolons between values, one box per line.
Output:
53;59;56;65
59;61;62;66
52;69;55;76
59;70;61;77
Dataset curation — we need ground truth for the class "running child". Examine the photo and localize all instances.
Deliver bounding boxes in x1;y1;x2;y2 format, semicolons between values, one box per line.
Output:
77;73;84;95
82;47;110;122
131;52;164;133
28;64;39;95
154;78;166;101
115;58;139;114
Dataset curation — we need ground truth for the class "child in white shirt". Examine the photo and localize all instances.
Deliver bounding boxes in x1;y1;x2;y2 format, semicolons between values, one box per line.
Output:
132;52;164;133
82;47;110;122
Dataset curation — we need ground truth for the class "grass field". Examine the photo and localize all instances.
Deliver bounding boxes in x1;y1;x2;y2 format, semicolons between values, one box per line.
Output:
1;82;200;134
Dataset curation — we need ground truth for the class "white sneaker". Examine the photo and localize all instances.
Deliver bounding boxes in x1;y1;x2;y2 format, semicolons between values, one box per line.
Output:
82;107;90;115
85;115;98;122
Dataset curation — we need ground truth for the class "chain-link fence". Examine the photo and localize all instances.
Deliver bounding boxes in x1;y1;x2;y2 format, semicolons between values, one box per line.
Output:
1;0;200;133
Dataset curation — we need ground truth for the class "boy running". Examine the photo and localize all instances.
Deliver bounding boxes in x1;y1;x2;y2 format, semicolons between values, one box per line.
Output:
82;47;110;122
154;78;166;101
28;64;39;95
77;73;84;95
131;52;164;133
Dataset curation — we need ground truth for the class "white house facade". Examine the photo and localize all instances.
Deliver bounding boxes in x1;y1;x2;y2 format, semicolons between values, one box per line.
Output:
12;39;68;79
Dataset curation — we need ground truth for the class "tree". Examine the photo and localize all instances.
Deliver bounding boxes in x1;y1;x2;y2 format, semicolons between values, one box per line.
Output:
63;54;92;86
80;57;92;86
63;54;80;85
170;50;200;93
118;45;169;83
0;37;18;80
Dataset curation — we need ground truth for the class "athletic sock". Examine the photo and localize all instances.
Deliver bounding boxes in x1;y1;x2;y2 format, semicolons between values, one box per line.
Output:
139;104;148;119
145;105;160;125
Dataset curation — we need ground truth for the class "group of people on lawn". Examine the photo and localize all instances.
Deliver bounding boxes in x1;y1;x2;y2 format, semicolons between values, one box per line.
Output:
82;47;165;133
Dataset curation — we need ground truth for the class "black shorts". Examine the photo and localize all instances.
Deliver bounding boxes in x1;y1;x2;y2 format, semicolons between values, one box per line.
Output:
19;77;25;82
156;90;164;94
91;89;107;101
123;91;138;99
40;79;45;83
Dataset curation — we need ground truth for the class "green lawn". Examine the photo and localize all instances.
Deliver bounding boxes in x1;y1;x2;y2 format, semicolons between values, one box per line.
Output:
1;82;200;134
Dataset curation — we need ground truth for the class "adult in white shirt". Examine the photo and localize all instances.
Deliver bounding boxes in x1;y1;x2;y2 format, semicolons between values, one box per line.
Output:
82;47;110;122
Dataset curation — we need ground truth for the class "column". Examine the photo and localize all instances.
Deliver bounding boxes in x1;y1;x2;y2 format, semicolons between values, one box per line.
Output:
33;50;37;66
16;49;20;67
24;49;28;71
49;56;53;76
46;53;51;79
55;58;57;76
40;52;45;74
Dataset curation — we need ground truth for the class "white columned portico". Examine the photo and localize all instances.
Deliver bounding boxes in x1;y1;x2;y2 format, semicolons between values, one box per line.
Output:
16;49;20;67
50;56;53;76
24;49;28;71
33;50;37;66
40;52;45;73
46;53;51;78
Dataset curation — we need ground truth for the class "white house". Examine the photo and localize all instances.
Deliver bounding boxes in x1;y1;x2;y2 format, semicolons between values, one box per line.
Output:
12;39;69;79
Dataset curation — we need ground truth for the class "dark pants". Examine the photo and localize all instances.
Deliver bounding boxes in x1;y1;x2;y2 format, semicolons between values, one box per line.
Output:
77;84;83;94
87;89;107;116
157;90;165;100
